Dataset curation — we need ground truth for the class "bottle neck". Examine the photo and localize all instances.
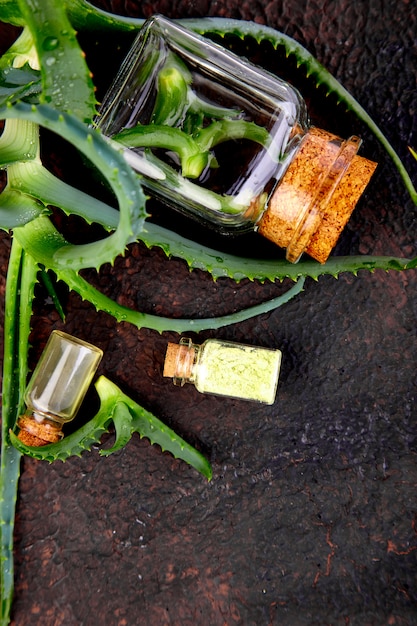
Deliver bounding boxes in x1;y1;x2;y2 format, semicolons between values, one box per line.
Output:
17;410;64;447
258;127;377;263
163;338;200;386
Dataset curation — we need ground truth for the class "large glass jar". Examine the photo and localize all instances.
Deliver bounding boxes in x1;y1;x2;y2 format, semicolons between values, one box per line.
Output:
97;15;376;263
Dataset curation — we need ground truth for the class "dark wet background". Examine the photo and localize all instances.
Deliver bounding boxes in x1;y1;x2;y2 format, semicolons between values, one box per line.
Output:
1;0;417;624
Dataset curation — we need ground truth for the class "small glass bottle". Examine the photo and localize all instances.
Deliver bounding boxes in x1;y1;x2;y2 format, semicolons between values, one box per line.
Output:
163;337;282;404
97;14;377;263
17;330;103;447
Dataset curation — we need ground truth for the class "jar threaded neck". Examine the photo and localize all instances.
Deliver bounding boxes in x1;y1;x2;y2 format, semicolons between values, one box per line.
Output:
163;338;198;386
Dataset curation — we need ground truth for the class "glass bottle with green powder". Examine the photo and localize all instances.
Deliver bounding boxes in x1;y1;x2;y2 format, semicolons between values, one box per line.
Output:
163;337;282;404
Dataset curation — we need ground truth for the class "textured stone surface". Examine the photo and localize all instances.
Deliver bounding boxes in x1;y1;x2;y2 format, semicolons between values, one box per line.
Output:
1;0;417;624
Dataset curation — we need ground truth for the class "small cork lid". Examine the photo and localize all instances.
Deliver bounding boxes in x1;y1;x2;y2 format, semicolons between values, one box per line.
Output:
163;342;181;378
163;340;195;383
258;127;377;263
17;415;63;447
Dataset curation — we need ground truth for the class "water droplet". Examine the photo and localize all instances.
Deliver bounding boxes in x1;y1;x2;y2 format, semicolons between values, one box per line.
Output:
43;37;59;51
45;56;56;66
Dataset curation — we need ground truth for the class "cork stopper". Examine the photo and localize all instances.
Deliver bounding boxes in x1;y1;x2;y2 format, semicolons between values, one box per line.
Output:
163;342;181;378
258;127;377;263
17;414;63;447
163;340;196;385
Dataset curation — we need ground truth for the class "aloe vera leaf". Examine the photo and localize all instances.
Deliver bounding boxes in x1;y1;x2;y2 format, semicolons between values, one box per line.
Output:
139;222;417;281
130;148;245;214
188;96;242;123
0;240;38;626
0;0;140;30
114;124;208;178
195;119;271;153
0;114;119;232
0;1;24;26
97;377;212;480
0;242;23;626
0;30;36;74
9;375;213;480
7;155;415;283
0;63;41;106
16;0;97;123
0;62;40;625
0;101;148;271
0;187;45;229
65;0;143;32
151;58;192;126
116;120;271;179
0;117;39;166
38;266;66;321
13;211;306;330
9;176;416;287
57;268;306;332
6;158;415;283
7;160;120;230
